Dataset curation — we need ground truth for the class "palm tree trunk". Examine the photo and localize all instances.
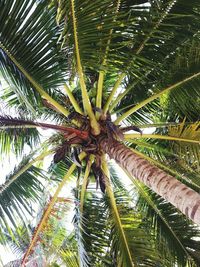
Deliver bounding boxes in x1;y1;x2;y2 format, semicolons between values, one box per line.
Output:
100;138;200;225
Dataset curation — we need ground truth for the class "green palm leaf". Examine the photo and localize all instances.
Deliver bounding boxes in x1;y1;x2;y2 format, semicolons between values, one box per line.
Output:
79;194;111;266
0;158;45;246
0;0;68;114
114;27;200;122
1;1;200;266
168;120;200;170
0;224;30;257
135;182;200;266
106;166;165;267
0;152;50;234
0;122;40;157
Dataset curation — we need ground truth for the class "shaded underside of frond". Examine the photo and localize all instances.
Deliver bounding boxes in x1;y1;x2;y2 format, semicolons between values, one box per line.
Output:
0;0;68;114
112;2;200;120
0;155;46;234
0;126;40;157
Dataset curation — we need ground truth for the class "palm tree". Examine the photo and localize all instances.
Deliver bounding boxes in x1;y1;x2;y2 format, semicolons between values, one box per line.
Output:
1;0;200;265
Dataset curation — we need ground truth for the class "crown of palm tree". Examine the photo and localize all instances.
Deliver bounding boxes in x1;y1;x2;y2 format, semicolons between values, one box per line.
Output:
1;0;200;266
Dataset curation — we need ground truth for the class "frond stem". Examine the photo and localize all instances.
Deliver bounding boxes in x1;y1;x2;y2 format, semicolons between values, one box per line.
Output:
135;0;176;54
137;122;195;129
21;151;86;266
124;133;200;144
115;72;200;124
70;0;99;134
0;150;52;194
80;155;93;213
103;73;126;113
64;84;83;114
110;1;176;112
96;71;104;113
96;0;121;111
102;158;136;267
109;77;143;113
0;42;70;118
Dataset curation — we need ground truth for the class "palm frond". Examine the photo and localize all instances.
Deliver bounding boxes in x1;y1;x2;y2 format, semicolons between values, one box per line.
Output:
164;39;200;121
0;125;40;157
134;181;200;267
73;201;90;267
102;160;136;267
0;224;31;257
168;120;200;171
0;0;69;115
128;139;176;162
116;71;200;124
56;0;100;133
0;83;68;123
77;192;113;266
115;36;200;124
22;197;73;266
0;154;47;234
124;133;200;144
133;119;200;176
103;161;164;267
55;0;200;77
59;246;79;267
22;152;85;265
113;164;200;266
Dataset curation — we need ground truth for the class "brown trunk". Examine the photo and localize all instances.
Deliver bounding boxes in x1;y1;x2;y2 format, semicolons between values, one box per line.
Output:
100;138;200;225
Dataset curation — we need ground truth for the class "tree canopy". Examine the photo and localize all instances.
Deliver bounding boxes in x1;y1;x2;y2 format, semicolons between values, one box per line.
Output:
0;0;200;266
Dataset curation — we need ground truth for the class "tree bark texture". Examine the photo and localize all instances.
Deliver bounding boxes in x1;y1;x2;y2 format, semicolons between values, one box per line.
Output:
100;138;200;225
